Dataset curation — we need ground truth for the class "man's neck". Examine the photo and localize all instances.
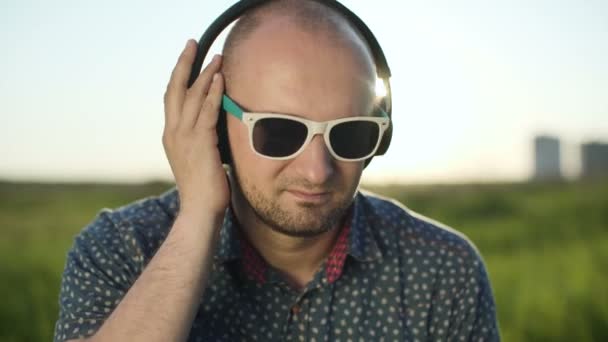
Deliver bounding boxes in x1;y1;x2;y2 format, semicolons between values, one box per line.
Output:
240;217;341;290
227;170;352;290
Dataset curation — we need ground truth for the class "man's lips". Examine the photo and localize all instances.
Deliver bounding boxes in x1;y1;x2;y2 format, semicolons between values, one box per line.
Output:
286;189;332;202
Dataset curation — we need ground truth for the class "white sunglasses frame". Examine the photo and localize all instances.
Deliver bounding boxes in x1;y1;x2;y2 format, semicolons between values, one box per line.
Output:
222;95;390;162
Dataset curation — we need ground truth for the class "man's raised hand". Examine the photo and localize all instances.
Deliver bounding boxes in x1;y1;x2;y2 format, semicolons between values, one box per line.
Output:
163;39;229;219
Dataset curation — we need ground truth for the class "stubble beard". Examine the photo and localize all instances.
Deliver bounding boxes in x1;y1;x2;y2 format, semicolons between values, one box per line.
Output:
232;170;355;238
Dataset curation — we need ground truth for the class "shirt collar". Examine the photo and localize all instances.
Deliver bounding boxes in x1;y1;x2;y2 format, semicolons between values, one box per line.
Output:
215;192;383;284
159;188;383;282
215;207;244;263
347;191;383;262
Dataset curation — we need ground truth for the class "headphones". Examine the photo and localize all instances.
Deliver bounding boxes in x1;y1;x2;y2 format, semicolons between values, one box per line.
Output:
187;0;393;165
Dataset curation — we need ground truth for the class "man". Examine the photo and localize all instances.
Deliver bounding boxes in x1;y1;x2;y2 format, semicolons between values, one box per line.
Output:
54;1;499;341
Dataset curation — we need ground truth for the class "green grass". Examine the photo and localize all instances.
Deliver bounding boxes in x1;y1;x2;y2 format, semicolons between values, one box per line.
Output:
1;180;606;341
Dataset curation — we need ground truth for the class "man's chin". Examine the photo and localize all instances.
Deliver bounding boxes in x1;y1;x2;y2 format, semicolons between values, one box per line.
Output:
238;182;353;238
268;218;337;238
259;205;346;238
267;224;334;238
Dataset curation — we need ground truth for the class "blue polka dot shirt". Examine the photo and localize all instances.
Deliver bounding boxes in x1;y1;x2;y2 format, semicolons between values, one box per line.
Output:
54;187;500;341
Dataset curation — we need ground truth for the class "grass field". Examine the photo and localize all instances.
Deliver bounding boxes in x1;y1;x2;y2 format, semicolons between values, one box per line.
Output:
1;180;607;341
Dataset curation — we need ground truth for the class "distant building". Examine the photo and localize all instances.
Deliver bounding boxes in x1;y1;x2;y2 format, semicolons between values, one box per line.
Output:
534;135;562;180
581;142;608;179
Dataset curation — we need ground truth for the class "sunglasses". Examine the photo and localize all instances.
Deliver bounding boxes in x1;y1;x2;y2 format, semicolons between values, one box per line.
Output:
222;94;390;162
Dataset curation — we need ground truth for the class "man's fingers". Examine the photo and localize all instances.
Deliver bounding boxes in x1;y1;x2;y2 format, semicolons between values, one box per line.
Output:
164;39;197;129
195;72;224;131
181;55;223;129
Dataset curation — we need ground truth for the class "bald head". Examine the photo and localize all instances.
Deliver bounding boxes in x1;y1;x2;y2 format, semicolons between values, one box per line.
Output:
221;0;376;89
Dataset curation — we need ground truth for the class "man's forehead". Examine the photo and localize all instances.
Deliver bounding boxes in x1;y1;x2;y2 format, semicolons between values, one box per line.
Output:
224;16;376;84
232;23;375;106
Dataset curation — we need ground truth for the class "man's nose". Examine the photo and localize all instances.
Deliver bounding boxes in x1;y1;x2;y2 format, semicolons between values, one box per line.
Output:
291;134;335;185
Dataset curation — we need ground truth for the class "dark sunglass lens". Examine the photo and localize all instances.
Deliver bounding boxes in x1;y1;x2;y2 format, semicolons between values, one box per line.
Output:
330;121;379;159
252;118;307;157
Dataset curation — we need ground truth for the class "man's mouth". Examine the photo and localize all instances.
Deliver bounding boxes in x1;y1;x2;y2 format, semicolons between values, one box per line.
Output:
285;189;332;204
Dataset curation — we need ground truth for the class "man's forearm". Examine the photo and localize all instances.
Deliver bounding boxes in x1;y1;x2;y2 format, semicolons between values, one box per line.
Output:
86;211;222;342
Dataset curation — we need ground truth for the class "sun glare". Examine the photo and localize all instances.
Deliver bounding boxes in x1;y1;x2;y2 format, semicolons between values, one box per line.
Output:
375;78;388;98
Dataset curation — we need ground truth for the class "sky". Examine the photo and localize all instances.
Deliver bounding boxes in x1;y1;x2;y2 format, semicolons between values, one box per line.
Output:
1;0;607;184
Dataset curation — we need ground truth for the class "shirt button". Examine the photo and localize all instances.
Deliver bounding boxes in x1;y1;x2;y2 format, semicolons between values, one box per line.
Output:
291;305;301;315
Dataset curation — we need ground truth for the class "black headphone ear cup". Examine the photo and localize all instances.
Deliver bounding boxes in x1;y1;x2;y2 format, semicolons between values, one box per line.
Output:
376;120;392;156
375;77;392;156
374;81;392;156
364;104;392;168
217;108;232;164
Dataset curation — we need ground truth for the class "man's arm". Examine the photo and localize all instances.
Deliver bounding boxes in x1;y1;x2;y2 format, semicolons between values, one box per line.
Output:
56;39;230;342
84;211;221;342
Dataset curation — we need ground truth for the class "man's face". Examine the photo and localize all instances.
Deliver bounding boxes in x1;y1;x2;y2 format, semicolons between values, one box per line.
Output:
226;17;377;237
